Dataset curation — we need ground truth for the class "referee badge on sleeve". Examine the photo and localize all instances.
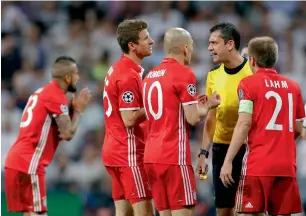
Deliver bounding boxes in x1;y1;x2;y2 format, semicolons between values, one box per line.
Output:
187;84;196;96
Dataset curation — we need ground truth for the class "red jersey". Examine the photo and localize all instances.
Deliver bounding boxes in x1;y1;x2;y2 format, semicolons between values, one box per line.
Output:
5;81;69;175
142;58;198;165
102;55;145;167
238;68;305;177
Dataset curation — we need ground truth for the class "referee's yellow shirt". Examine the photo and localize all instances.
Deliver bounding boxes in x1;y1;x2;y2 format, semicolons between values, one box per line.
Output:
206;58;252;144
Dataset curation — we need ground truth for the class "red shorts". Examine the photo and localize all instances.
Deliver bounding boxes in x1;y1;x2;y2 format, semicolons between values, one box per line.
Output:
105;166;152;204
235;176;302;214
4;168;47;213
144;164;197;211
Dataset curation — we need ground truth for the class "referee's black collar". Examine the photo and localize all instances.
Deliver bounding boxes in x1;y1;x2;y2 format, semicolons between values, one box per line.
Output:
224;57;247;75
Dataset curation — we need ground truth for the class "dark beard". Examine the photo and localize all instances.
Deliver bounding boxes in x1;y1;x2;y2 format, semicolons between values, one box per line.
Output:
67;84;77;93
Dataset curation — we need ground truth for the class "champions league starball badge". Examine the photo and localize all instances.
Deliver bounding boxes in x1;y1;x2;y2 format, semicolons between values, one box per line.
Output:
187;84;196;96
60;104;69;115
122;91;134;103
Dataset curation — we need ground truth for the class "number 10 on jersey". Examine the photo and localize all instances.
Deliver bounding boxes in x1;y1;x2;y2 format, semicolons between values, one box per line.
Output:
143;81;163;120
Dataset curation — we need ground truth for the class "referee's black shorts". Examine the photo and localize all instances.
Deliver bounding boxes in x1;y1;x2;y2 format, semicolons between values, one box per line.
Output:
212;143;246;208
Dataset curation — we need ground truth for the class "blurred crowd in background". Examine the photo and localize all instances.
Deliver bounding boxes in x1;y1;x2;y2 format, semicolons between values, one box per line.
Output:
1;1;306;216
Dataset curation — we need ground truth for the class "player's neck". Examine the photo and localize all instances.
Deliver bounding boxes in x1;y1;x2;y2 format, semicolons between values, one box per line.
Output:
53;79;68;93
223;52;244;69
124;53;143;65
165;54;185;65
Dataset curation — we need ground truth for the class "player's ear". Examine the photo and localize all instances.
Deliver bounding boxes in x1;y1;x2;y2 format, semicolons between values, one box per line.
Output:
128;42;136;52
227;40;234;51
250;56;256;67
183;45;188;57
64;74;71;84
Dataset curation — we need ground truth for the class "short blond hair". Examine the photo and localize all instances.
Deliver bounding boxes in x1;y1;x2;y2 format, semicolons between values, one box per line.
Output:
248;36;278;68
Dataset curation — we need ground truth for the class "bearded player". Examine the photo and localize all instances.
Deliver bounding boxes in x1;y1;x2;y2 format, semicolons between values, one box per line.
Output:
101;19;154;216
4;56;91;216
143;28;221;216
220;37;305;215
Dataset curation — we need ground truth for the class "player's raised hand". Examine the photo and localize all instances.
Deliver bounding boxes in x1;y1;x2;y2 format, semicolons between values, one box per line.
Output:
207;91;221;109
219;161;235;188
196;156;208;180
197;94;208;104
72;88;92;113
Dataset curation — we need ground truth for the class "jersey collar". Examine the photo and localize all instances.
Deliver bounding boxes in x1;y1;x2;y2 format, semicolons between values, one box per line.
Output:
120;55;144;74
162;58;179;64
50;80;65;94
50;80;61;89
256;68;278;74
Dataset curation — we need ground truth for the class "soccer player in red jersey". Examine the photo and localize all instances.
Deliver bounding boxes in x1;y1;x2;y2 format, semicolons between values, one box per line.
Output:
220;37;305;215
142;28;221;216
303;104;306;139
101;19;154;216
4;56;91;216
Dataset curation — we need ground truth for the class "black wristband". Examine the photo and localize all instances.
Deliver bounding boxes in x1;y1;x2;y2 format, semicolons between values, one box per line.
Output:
198;149;209;158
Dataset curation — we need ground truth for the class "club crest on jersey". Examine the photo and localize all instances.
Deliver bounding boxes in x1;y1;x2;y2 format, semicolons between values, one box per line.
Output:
187;84;196;96
122;91;134;103
60;104;69;115
238;89;244;101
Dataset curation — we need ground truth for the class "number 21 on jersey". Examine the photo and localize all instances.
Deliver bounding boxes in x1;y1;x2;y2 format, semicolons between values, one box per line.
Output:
265;90;293;132
143;81;163;120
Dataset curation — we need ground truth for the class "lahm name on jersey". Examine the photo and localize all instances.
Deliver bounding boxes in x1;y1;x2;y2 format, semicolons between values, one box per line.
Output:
147;69;166;78
265;79;288;89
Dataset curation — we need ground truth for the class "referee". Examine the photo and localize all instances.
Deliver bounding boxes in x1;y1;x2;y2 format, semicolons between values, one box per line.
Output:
196;23;252;216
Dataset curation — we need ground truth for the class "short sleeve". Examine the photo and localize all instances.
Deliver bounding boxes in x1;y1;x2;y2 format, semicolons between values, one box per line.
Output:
173;68;198;105
296;86;305;122
237;79;254;114
206;72;213;97
44;94;69;118
118;73;142;111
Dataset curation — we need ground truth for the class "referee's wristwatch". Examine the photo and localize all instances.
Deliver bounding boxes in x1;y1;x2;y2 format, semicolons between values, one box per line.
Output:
198;149;209;158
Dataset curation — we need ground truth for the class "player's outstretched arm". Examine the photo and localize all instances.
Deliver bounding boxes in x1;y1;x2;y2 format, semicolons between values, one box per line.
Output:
196;108;216;180
220;112;252;187
120;109;147;128
55;88;91;141
183;93;220;126
183;104;207;126
198;72;217;156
